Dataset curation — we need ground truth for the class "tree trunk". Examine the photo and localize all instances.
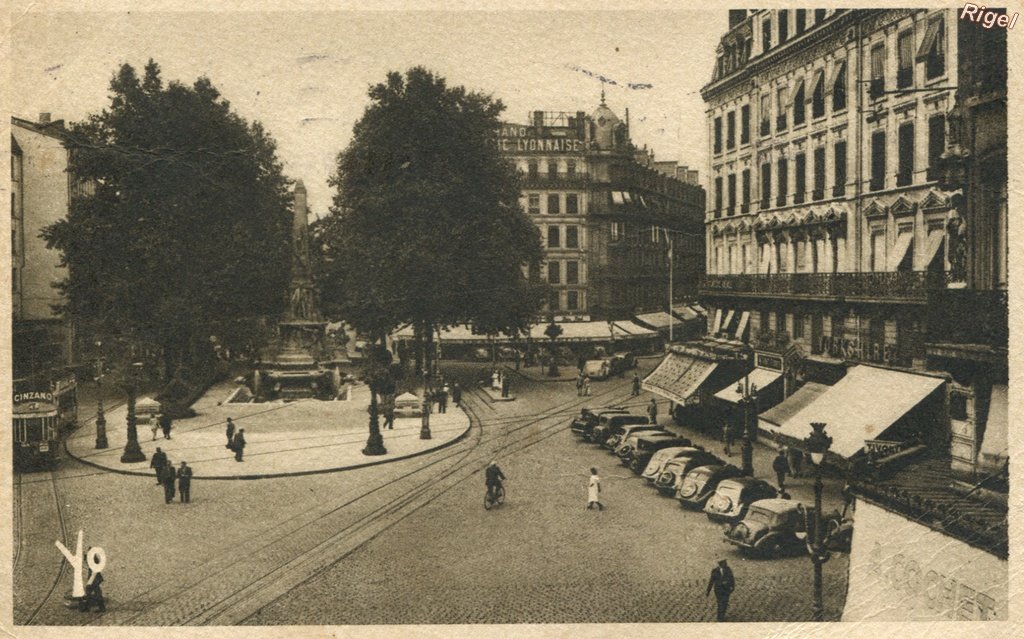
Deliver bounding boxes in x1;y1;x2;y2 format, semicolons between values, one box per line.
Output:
413;323;424;373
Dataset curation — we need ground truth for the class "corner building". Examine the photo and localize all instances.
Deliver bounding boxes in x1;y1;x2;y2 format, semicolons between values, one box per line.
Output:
497;102;705;321
699;10;1008;620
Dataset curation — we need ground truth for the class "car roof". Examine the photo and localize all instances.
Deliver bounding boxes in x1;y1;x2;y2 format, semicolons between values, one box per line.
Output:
637;432;681;441
688;463;726;474
748;498;803;514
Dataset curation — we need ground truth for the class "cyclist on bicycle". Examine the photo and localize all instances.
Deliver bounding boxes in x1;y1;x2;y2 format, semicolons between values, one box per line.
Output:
485;461;506;500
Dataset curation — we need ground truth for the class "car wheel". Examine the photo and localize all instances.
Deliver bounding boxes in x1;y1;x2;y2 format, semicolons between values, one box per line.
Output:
761;539;781;558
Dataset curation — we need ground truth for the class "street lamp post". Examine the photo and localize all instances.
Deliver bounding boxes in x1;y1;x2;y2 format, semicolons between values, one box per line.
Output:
804;421;833;622
736;378;758;476
119;362;146;464
94;347;108;449
420;368;432;440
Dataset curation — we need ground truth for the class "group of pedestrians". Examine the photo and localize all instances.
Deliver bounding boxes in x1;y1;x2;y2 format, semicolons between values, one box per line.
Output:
149;447;193;504
149;413;174;441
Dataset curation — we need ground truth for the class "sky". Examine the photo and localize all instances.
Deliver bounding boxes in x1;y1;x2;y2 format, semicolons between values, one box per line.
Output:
10;9;727;217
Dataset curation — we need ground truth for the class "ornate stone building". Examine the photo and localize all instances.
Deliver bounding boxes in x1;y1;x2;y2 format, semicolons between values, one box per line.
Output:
498;99;705;321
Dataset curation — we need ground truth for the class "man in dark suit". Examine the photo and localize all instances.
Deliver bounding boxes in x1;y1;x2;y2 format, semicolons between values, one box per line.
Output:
150;447;168;485
225;418;236;448
159;413;173;439
232;429;246;461
177;461;193;503
706;558;736;621
160;459;176;504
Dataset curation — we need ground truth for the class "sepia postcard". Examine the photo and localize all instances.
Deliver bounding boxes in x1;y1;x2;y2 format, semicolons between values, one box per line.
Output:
2;1;1020;638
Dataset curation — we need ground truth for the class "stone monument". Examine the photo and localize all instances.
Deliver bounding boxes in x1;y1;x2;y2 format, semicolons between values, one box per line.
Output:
253;180;334;401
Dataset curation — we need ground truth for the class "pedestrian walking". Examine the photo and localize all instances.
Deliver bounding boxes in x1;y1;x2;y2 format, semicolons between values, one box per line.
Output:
225;417;236;448
722;421;734;457
787;446;803;478
773;449;792;492
150;447;168;485
232;429;246;462
576;373;584;397
631;373;641;396
582;374;591;397
452;383;462;407
159;413;173;439
150;414;160;441
647;398;658;424
586;467;603;510
501;375;510;398
160;460;176;504
382;394;395;430
706;559;736;621
177;461;193;503
438;387;448;413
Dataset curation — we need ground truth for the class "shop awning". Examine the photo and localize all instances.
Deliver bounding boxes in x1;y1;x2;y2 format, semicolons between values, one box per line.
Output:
759;382;831;430
979;384;1008;470
714;367;783;404
634;311;683;330
721;309;736;333
766;366;944;458
710;309;723;334
887;231;914;271
642;351;718;405
611;320;658;338
672;304;699;321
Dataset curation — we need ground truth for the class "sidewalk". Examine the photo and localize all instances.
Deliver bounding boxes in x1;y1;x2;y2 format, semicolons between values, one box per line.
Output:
65;380;470;479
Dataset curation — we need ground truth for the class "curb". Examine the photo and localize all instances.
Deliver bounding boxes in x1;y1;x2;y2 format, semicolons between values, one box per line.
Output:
63;410;474;481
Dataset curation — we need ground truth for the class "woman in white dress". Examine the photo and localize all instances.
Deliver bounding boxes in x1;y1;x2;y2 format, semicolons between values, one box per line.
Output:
587;467;603;510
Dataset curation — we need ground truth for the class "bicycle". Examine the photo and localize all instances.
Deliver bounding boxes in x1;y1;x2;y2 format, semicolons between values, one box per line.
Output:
484;484;506;510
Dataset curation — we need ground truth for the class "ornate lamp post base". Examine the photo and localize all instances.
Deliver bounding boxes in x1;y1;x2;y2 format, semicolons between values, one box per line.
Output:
363;432;388;456
120;441;146;463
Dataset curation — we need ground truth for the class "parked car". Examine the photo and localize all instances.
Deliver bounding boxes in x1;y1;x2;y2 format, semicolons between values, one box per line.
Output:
641;446;708;482
653;451;725;495
602;423;664;451
610;352;637;373
589;413;651;445
676;464;745;509
583;358;612;381
569;407;629;438
723;498;851;557
618;434;693;473
703;477;779;524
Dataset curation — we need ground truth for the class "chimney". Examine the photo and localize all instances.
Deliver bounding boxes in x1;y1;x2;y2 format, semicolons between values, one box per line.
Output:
38;112;51;124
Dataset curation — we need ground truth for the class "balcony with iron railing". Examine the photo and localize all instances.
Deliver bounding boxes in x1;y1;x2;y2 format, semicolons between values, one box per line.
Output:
699;271;946;303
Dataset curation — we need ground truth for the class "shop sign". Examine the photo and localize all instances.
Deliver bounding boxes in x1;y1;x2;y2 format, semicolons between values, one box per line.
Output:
14;390;54;404
864;439;908;458
818;335;898;364
843;499;1007;621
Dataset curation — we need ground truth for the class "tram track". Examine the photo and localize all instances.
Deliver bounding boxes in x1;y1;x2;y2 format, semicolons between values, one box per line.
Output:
20;470;71;626
94;375;634;626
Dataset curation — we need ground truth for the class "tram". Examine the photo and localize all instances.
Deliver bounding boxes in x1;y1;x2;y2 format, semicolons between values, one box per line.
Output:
13;374;77;470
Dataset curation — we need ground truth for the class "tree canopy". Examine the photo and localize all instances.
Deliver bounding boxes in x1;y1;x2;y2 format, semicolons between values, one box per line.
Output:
43;60;293;372
319;67;544;342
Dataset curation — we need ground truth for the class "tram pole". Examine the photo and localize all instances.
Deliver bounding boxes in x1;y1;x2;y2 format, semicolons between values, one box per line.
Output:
120;362;146;463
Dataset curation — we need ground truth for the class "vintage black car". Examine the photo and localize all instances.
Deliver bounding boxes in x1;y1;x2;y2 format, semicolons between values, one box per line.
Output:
602;424;664;451
589;413;653;445
569;407;629;438
640;446;705;481
703;476;779;524
652;451;724;495
676;464;745;509
618;434;693;473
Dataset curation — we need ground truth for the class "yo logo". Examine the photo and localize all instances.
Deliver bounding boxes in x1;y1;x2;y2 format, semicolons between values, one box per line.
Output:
55;530;106;598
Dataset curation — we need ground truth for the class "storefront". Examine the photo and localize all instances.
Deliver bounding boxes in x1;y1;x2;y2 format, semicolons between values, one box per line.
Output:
758;365;946;464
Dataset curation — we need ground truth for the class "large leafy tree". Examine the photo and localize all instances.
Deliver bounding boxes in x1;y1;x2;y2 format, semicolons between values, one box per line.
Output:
320;67;544;366
44;60;293;376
